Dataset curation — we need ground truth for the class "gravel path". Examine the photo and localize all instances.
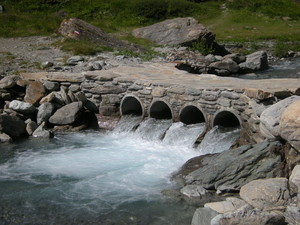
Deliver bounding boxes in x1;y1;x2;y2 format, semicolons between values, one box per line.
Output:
0;36;70;77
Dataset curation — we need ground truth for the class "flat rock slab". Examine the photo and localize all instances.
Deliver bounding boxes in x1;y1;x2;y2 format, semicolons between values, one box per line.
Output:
20;62;300;95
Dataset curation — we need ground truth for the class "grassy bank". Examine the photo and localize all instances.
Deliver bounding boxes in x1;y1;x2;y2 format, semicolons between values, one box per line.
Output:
1;0;300;56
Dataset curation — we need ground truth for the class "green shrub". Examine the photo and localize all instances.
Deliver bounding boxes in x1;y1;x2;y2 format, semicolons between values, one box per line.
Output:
189;40;214;55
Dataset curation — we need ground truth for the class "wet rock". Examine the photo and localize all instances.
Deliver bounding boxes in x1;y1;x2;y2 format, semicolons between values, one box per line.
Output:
24;81;46;105
239;51;269;73
0;132;12;143
182;141;284;190
132;17;215;46
180;185;208;198
279;99;300;152
43;81;60;91
32;122;52;138
0;114;26;137
37;102;55;125
8;100;36;115
240;178;291;211
49;101;83;125
0;75;20;89
260;95;300;138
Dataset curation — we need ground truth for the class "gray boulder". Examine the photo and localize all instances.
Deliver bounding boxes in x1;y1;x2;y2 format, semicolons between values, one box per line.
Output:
191;207;219;225
209;58;239;74
25;119;38;136
8;100;37;115
43;81;60;91
240;178;291;211
49;101;83;125
32;122;52;138
239;50;269;73
211;204;286;225
67;55;84;65
260;95;300;138
279;99;300;152
37;102;55;125
0;114;26;137
132;17;215;46
182;141;284;190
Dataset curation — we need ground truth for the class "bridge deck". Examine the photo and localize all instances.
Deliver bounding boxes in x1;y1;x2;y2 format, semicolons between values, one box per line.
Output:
21;62;300;94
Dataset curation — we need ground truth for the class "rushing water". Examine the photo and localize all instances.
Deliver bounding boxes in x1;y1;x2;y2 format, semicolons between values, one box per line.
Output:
135;118;172;141
163;122;205;148
197;126;240;155
113;115;143;133
0;117;239;225
0;130;198;225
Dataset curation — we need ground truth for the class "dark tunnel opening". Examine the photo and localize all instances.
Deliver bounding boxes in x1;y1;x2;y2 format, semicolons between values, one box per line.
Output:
213;111;241;128
149;101;173;120
180;105;206;125
121;96;143;116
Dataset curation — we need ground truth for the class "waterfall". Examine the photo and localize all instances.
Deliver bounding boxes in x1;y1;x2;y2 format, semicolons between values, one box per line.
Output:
135;118;172;141
163;122;205;148
113;115;143;133
197;126;240;155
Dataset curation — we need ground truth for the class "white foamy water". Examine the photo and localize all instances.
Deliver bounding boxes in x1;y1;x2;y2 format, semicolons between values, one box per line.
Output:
163;122;205;148
135;118;172;140
0;130;198;224
113;115;143;133
197;126;240;155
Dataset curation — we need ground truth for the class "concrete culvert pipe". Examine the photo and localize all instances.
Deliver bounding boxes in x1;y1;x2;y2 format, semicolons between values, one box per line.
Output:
149;100;173;120
180;105;206;125
213;110;241;128
120;96;143;116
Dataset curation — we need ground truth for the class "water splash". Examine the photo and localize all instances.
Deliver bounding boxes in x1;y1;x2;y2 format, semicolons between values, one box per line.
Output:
197;126;240;155
135;118;172;141
163;122;205;148
113;115;143;133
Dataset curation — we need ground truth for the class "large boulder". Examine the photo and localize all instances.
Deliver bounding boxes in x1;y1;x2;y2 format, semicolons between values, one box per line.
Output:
37;102;55;125
8;100;37;115
49;101;83;125
24;81;46;105
260;96;300;138
240;178;292;211
211;205;286;225
132;17;215;46
58;18;141;52
239;51;268;73
32;122;52;138
208;58;239;75
279;99;300;152
0;114;26;137
181;141;284;190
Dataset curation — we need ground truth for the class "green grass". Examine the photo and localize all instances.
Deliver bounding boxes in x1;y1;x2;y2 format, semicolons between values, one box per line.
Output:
53;39;113;55
0;0;300;55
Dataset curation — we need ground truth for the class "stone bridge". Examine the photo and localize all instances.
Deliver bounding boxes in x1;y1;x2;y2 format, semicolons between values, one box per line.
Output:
21;62;300;144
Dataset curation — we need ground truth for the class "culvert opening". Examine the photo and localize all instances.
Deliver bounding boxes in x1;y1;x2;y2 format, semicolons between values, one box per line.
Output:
150;101;172;120
121;96;143;116
180;105;206;125
213;111;241;128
